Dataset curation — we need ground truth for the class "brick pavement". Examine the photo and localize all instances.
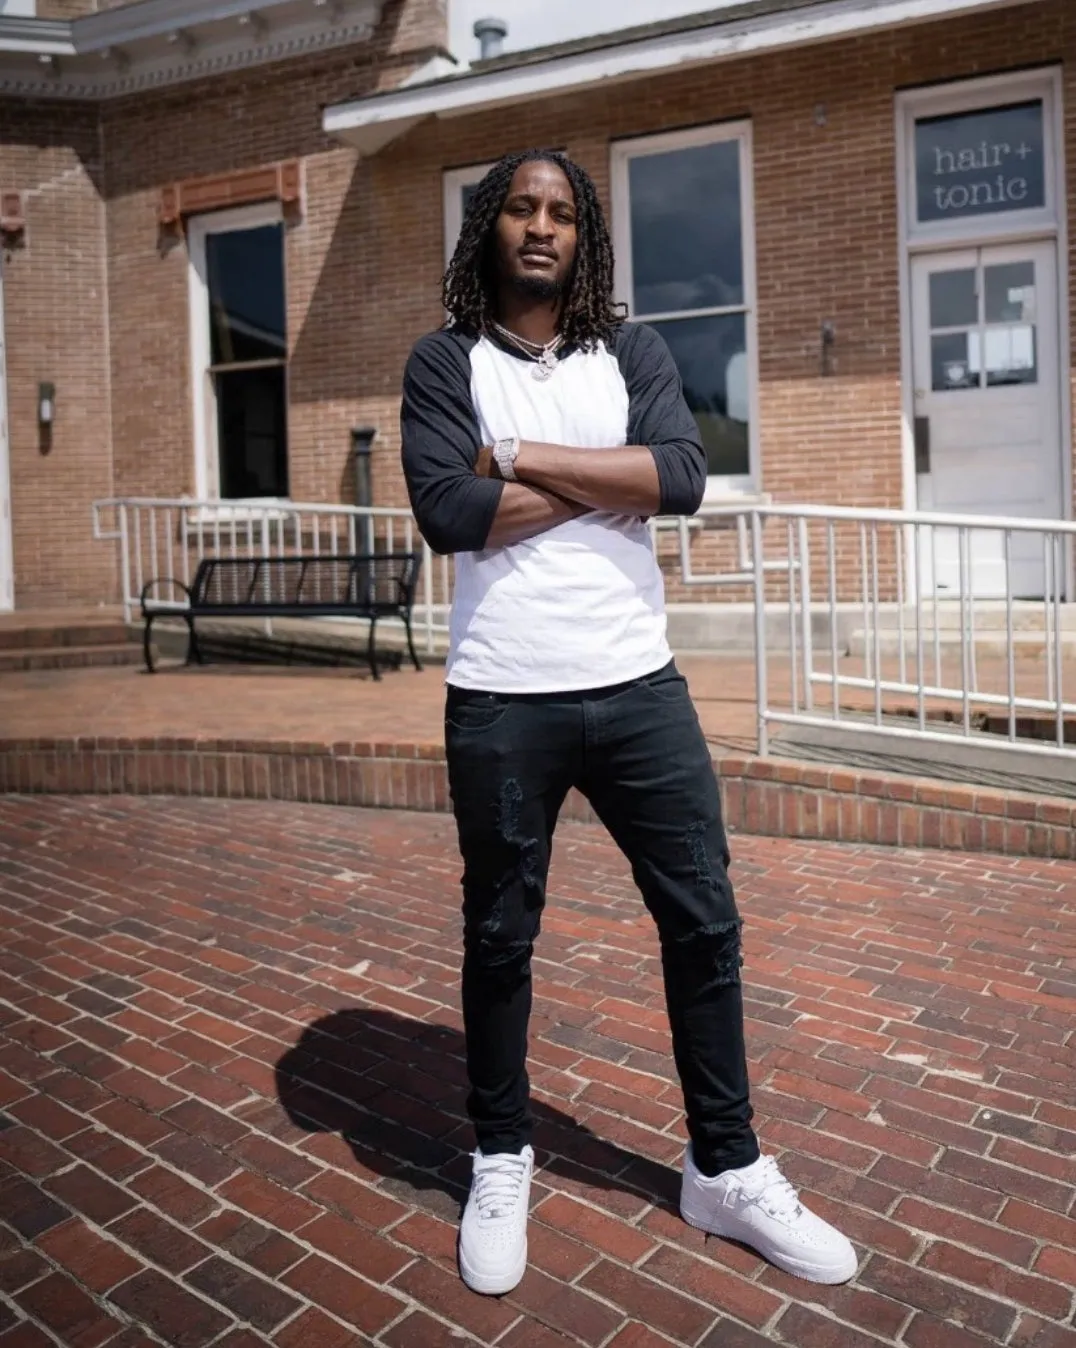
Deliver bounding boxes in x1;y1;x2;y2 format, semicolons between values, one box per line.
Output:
0;657;763;755
1;796;1075;1347
5;652;1076;863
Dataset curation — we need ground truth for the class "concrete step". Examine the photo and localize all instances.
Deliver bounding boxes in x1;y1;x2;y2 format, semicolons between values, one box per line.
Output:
848;628;1076;659
868;602;1076;633
0;643;143;673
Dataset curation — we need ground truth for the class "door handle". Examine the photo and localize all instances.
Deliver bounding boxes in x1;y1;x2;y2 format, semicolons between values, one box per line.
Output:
914;415;931;474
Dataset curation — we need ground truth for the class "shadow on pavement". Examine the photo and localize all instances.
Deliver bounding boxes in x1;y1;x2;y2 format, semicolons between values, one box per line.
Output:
274;1006;681;1223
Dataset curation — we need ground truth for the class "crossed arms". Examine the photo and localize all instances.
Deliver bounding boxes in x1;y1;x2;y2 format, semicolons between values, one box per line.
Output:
400;324;707;556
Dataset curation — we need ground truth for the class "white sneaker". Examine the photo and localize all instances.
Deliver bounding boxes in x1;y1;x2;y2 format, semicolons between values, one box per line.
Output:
458;1145;533;1295
680;1149;858;1284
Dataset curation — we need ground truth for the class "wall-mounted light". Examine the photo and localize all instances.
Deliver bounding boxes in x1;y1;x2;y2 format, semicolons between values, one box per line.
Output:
820;321;836;377
38;381;55;426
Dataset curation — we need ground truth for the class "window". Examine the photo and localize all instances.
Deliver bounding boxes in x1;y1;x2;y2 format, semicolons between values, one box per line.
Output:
899;71;1060;244
612;123;757;494
915;101;1046;225
928;256;1038;393
443;162;493;266
188;203;288;501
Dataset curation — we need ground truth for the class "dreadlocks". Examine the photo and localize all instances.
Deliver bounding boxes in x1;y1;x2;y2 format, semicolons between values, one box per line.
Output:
442;148;623;351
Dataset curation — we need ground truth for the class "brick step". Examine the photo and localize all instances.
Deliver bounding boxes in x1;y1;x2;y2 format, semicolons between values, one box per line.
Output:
0;643;143;673
0;623;133;652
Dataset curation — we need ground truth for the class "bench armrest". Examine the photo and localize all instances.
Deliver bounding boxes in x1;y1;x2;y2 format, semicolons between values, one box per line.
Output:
140;577;192;617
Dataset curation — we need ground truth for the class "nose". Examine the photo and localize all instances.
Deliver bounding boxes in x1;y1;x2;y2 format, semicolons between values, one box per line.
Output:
525;207;556;239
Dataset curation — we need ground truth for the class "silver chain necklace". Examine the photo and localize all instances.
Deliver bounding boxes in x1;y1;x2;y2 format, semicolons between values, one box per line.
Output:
490;321;563;381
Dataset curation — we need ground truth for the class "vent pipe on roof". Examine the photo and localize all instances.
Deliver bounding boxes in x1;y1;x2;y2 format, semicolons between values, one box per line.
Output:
473;16;508;61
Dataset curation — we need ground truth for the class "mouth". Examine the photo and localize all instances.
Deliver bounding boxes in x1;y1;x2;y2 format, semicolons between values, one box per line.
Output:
519;248;557;268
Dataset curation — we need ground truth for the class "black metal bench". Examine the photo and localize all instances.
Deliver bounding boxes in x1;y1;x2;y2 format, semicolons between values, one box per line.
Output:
140;552;423;680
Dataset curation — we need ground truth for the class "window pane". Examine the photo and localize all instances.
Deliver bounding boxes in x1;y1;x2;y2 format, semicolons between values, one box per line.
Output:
915;100;1045;224
206;224;286;364
216;366;288;498
984;260;1035;323
929;268;977;328
931;331;981;392
629;139;742;314
651;314;749;478
984;326;1037;386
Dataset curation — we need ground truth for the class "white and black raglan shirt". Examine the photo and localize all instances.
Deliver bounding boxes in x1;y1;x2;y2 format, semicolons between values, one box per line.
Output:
400;322;706;694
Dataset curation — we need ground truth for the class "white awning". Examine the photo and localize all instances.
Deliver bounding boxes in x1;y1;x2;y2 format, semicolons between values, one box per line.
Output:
323;0;1030;156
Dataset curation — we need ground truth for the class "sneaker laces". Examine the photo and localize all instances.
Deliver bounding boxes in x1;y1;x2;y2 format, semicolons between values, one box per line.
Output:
472;1154;529;1221
742;1155;804;1221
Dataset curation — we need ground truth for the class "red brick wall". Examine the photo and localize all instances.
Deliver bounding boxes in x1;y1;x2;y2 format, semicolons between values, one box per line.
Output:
0;0;446;609
2;0;1072;608
36;1;97;17
361;0;1076;602
0;100;116;608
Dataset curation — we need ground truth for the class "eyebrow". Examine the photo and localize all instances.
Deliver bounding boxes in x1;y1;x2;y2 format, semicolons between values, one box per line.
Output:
504;191;576;209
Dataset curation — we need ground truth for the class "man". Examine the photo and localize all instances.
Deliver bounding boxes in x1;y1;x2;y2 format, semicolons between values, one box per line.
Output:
400;149;857;1296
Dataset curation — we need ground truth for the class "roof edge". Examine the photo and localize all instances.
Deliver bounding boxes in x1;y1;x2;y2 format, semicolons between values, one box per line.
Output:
323;0;1034;154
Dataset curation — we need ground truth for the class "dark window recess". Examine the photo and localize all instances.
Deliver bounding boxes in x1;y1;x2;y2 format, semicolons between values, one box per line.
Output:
651;312;749;478
205;222;288;498
215;366;288;499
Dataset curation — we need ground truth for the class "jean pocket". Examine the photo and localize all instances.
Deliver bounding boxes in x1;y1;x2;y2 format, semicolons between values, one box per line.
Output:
639;662;689;705
445;691;510;734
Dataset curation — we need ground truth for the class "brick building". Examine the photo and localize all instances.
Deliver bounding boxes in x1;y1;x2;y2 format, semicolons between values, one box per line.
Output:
0;0;1069;612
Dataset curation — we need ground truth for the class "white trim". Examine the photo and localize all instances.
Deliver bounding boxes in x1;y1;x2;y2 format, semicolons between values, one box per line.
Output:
610;119;759;497
187;200;286;505
0;253;12;611
895;66;1070;597
442;161;492;265
324;0;1026;155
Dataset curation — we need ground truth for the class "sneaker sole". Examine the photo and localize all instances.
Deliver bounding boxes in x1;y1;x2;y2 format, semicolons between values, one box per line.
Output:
458;1238;528;1296
680;1204;858;1286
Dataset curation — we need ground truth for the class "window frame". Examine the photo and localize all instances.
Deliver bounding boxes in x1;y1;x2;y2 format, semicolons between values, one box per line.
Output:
187;200;289;506
610;120;759;498
443;162;494;266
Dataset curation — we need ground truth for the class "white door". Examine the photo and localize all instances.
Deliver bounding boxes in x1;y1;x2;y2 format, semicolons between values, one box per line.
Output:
0;254;12;612
911;241;1062;598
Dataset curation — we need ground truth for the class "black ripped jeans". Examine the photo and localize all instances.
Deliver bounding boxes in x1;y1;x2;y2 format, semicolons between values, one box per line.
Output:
445;660;760;1177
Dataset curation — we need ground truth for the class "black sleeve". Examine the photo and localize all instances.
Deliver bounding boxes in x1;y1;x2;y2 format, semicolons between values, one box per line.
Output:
618;323;707;517
400;330;504;555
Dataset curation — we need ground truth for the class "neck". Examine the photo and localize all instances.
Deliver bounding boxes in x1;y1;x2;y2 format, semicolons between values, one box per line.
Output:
495;292;561;345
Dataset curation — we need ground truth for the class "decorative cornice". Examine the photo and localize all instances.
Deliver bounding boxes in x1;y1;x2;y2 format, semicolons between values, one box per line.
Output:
0;0;382;100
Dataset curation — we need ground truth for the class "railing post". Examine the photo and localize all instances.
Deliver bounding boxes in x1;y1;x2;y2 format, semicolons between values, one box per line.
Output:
423;541;435;656
751;510;769;757
118;505;132;624
797;515;813;712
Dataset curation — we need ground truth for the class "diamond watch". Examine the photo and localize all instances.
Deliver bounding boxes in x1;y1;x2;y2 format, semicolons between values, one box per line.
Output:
492;436;520;482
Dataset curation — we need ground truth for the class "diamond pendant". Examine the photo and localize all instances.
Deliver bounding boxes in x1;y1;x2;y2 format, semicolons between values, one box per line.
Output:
532;350;558;381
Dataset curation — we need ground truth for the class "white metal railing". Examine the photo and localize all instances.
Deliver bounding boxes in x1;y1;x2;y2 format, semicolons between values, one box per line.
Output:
92;498;453;653
93;496;1076;767
702;503;1076;764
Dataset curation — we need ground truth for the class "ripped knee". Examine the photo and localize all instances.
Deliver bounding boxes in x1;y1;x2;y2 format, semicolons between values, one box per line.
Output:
463;927;537;987
462;778;544;979
667;917;744;988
